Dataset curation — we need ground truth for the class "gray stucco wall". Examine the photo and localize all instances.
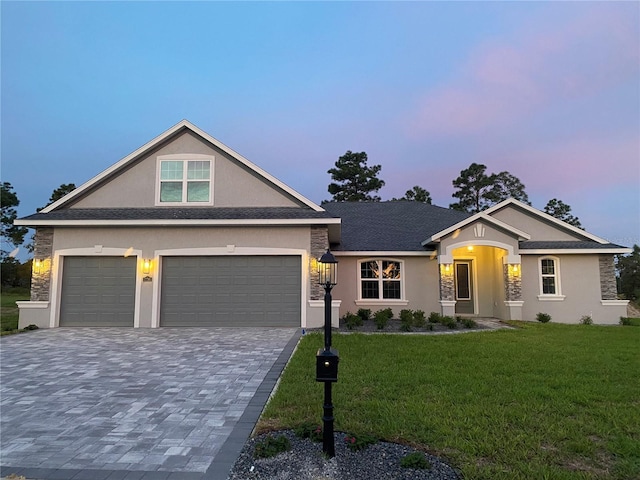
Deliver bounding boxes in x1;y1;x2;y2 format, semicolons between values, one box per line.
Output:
490;207;583;241
70;131;301;209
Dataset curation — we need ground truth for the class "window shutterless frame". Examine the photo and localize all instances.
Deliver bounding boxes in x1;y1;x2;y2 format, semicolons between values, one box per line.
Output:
155;154;215;206
357;258;404;301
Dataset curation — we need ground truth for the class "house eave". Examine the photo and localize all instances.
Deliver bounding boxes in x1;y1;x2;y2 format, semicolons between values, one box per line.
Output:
14;218;342;227
519;248;632;255
331;250;437;257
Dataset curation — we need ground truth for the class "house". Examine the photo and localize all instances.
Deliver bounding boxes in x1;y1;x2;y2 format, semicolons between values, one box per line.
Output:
16;121;630;328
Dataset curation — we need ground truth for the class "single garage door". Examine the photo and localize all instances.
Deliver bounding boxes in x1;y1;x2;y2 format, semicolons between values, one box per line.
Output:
160;256;301;327
60;256;136;327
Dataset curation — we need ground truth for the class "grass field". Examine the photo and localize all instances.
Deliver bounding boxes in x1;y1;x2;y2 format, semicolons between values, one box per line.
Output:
258;322;640;480
1;289;30;335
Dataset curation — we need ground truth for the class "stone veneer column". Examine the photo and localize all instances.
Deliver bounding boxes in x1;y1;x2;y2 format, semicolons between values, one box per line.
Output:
31;228;54;301
310;226;329;301
439;266;455;301
503;264;522;301
599;255;618;300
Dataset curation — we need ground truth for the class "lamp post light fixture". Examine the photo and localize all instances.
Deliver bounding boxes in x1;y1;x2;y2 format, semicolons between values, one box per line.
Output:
316;249;339;457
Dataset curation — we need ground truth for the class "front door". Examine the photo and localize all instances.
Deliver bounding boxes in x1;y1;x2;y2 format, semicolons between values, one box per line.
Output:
454;260;474;315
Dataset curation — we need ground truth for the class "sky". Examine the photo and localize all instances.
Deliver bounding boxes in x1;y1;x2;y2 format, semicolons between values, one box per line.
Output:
2;1;639;256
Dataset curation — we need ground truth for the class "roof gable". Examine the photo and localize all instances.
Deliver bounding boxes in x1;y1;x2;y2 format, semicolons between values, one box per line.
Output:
42;120;324;213
427;212;531;244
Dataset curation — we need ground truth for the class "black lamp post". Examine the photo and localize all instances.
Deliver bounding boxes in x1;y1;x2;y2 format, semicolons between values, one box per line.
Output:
315;249;339;457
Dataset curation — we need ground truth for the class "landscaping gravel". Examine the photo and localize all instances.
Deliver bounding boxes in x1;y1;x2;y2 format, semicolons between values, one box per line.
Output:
228;430;461;480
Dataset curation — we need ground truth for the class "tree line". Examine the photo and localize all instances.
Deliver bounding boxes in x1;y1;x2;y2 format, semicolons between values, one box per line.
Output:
327;150;581;226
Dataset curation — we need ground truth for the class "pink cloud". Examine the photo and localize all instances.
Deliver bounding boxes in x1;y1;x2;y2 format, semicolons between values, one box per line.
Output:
409;4;639;136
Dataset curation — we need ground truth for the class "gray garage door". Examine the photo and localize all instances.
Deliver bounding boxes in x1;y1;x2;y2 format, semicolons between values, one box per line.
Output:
60;256;136;327
160;256;301;327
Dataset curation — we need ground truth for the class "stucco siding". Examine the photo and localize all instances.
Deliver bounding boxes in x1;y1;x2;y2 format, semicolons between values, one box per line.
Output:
70;131;301;209
332;255;440;318
42;225;312;328
490;206;583;241
439;221;520;257
521;254;619;324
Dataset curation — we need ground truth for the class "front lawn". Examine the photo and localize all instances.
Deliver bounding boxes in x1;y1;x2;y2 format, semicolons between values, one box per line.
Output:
259;323;640;479
1;289;30;335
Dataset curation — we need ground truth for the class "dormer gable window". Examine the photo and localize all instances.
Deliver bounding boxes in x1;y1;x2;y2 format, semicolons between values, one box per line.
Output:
156;154;214;205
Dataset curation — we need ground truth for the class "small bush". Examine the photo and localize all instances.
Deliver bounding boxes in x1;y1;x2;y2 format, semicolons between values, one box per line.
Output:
462;318;477;329
342;312;363;330
455;315;464;323
620;317;640;326
344;433;377;451
294;422;323;442
22;324;39;331
536;312;552;323
400;309;414;332
440;316;457;329
254;435;291;458
580;315;593;325
413;310;426;328
400;451;432;469
427;311;441;323
373;308;393;330
357;308;372;322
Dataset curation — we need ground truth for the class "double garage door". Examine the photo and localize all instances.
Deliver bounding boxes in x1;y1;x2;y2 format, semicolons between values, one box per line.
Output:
59;255;301;327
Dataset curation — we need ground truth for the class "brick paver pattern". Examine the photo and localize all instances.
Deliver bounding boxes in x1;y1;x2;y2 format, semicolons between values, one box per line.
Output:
0;328;297;473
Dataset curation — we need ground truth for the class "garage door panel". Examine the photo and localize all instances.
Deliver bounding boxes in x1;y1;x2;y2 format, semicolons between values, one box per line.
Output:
160;255;300;327
60;256;136;327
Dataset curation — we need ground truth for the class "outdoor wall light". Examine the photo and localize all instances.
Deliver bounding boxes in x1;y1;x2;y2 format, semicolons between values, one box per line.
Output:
467;245;474;252
33;259;42;274
509;264;521;276
316;249;339;458
142;258;153;282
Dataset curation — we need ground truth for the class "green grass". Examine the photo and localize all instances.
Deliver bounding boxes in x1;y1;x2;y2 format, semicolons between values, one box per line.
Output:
1;289;30;335
259;323;640;479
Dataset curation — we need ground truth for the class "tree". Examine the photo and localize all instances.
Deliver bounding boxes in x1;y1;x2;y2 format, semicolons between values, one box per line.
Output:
1;182;28;259
490;171;530;205
617;244;640;302
37;183;76;212
328;151;385;202
450;163;530;213
543;198;582;228
392;186;432;204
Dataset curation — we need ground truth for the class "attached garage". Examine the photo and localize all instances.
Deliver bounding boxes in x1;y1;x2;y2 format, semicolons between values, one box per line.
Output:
160;255;301;327
59;256;137;327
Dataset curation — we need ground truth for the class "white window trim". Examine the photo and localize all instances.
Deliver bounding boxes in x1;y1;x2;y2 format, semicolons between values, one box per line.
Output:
155;154;215;206
537;256;565;300
357;258;406;302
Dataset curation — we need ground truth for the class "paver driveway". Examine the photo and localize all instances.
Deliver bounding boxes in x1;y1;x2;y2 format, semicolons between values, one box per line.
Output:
0;327;299;480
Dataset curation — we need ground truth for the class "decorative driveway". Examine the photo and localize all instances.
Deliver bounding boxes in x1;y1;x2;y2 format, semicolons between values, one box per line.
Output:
0;327;299;480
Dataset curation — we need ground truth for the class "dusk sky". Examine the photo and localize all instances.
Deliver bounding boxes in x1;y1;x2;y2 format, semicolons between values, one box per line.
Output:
2;1;639;255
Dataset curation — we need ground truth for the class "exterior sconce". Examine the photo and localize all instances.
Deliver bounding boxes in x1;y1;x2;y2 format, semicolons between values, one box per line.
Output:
142;259;153;281
441;263;453;274
509;264;521;276
33;259;43;274
467;245;474;252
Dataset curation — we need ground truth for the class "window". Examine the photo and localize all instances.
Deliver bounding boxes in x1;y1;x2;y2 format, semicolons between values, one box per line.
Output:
156;155;214;205
538;256;564;299
359;259;403;300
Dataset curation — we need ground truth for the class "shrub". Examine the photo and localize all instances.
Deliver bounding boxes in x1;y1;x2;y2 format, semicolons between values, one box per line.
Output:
620;317;640;326
427;311;441;323
413;310;426;328
373;308;393;330
440;315;457;329
342;312;363;330
253;435;291;458
536;312;552;323
294;422;323;442
580;315;593;325
462;318;477;329
356;308;372;322
22;324;39;331
344;433;377;452
455;315;464;323
400;309;414;332
400;451;432;469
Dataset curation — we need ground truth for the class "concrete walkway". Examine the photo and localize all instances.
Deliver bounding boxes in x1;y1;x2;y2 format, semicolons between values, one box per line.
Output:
0;328;300;480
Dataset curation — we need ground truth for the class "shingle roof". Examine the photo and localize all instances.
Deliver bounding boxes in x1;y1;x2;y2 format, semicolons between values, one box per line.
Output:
519;241;627;250
18;207;337;222
322;201;470;251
